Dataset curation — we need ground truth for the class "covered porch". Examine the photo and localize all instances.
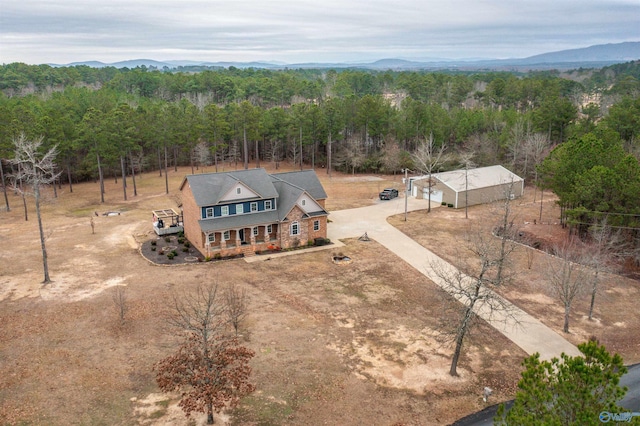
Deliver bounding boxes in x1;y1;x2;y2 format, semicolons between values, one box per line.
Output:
202;223;280;258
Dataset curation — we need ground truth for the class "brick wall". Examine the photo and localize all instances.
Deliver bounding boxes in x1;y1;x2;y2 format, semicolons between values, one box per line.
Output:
180;183;205;255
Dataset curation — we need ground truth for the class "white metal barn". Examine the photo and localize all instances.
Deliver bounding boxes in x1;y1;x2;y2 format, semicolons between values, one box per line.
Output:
411;165;524;209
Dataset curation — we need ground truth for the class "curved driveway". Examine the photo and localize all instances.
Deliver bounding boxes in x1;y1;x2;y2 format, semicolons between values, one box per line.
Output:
327;196;581;361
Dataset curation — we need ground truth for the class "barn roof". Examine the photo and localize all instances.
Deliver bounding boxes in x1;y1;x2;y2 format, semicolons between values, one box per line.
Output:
431;165;523;193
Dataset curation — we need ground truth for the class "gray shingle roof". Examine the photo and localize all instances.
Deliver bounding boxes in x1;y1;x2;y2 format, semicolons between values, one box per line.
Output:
183;168;279;206
271;170;328;200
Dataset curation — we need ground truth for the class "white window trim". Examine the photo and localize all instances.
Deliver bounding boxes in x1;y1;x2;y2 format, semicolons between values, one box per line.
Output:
236;204;244;214
253;227;259;236
223;230;230;240
221;205;229;216
291;221;299;236
250;202;258;212
205;207;214;218
267;224;273;233
208;233;215;243
265;200;272;210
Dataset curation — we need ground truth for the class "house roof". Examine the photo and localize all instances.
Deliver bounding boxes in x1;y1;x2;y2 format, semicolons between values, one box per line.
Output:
271;170;328;200
181;168;279;206
431;165;523;193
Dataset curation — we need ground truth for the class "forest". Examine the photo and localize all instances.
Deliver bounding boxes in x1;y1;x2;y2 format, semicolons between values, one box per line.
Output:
1;61;639;253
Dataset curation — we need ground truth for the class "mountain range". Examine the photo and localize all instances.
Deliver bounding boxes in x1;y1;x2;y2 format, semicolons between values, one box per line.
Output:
57;41;640;71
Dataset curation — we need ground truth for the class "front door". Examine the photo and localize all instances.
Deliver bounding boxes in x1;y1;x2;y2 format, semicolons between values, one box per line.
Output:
238;229;245;244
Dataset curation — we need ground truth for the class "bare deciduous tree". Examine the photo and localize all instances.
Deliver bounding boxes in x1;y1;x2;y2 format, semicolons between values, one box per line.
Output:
433;186;519;376
524;132;550;202
412;134;451;212
546;240;590;333
224;283;249;337
112;285;128;325
10;134;61;284
194;140;212;172
167;283;226;340
585;219;623;320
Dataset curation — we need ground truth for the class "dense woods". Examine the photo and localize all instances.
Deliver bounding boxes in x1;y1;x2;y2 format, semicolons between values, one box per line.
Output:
1;61;639;260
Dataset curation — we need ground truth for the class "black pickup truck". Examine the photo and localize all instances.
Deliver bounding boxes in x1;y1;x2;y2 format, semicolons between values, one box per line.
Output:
379;188;399;200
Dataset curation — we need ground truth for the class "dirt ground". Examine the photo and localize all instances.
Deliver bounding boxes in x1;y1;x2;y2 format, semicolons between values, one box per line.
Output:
0;163;636;425
389;190;640;365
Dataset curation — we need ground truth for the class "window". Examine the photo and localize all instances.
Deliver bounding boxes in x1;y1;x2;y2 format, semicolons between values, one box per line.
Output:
205;207;214;218
253;227;259;236
291;221;299;236
267;224;273;233
265;200;272;210
313;220;320;231
223;230;230;240
236;187;241;195
250;202;258;212
208;233;215;243
221;205;229;216
302;199;306;206
236;204;244;214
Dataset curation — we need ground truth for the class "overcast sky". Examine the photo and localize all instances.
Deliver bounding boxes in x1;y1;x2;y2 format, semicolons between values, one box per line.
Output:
1;0;638;65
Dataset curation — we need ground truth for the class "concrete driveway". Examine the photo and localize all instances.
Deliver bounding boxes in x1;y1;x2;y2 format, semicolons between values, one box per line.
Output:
328;196;581;361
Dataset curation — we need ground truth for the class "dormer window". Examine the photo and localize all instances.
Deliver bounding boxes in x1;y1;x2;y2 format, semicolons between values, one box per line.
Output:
236;204;244;214
265;200;272;210
236;187;241;195
221;205;229;216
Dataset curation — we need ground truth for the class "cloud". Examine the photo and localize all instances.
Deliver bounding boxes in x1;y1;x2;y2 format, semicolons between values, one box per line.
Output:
1;0;638;64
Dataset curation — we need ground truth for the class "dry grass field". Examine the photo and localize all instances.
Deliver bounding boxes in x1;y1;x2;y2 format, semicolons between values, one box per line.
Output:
0;162;637;425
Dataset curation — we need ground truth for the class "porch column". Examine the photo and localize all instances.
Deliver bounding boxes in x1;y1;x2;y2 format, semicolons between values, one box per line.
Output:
220;232;227;250
264;226;270;244
235;228;242;247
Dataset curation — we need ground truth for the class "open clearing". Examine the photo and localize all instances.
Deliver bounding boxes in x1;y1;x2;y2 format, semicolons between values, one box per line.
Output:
1;163;637;425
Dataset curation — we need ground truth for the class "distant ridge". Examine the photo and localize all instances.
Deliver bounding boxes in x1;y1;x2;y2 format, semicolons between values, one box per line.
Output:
50;41;640;71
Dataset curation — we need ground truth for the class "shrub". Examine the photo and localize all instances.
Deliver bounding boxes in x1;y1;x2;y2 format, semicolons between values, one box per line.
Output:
441;201;447;205
177;237;185;244
184;241;191;248
164;236;171;242
447;203;454;208
177;231;184;238
182;247;189;252
214;253;222;260
171;250;178;256
204;256;212;262
151;247;156;252
167;253;175;260
150;240;157;246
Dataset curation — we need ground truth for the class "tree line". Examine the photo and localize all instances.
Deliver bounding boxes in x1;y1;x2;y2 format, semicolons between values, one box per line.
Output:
1;62;639;247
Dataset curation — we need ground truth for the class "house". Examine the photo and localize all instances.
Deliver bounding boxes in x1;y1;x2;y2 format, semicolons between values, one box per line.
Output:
179;168;328;257
411;165;524;209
